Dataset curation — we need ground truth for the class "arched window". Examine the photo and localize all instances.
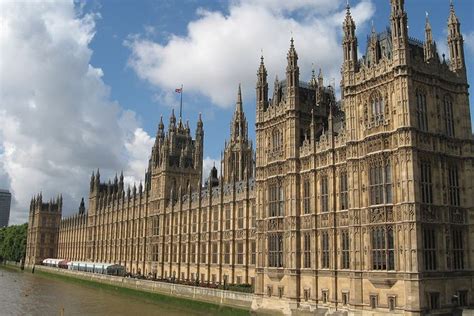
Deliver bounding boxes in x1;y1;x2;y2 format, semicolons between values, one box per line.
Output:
272;128;282;151
416;90;428;131
370;92;384;122
444;95;455;137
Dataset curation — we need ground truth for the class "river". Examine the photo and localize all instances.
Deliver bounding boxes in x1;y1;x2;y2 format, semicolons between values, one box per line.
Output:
0;266;248;316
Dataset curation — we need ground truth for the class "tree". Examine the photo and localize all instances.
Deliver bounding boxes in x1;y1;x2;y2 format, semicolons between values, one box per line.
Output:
0;223;28;262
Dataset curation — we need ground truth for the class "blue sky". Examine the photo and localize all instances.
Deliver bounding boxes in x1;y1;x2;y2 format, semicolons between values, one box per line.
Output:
87;0;474;159
1;0;473;223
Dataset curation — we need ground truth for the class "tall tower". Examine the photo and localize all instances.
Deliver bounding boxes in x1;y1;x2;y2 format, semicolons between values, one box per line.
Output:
25;194;62;265
390;0;409;65
147;110;203;276
342;3;358;78
447;1;465;73
223;84;253;183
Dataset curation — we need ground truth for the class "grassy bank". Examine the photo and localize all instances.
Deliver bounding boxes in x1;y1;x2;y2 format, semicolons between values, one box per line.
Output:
34;269;250;316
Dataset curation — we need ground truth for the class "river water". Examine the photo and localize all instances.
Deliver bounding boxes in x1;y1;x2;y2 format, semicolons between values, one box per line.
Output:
0;266;247;316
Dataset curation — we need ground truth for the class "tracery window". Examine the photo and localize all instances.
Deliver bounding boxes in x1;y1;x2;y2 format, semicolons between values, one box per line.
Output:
423;227;436;271
371;225;394;270
268;233;283;267
238;206;244;229
225;206;231;230
201;210;207;233
272;128;283;152
200;243;207;263
190;244;196;263
340;172;348;210
303;180;311;214
152;216;160;236
452;228;465;270
416;90;428;131
181;244;187;263
224;242;230;264
236;242;244;264
369;162;392;205
251;241;256;265
303;233;311;268
321;231;330;268
211;243;218;264
420;161;433;204
341;230;350;269
212;208;219;231
444;95;455;137
321;176;329;213
448;164;460;206
370;92;384;122
268;183;284;217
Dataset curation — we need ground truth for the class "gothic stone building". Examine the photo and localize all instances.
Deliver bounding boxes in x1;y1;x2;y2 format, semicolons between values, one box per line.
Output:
26;1;473;314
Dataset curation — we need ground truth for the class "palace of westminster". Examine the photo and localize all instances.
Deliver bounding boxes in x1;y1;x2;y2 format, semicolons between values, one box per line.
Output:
25;1;473;314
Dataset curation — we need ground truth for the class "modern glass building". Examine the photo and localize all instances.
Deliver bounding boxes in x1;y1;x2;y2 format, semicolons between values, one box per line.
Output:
0;189;11;227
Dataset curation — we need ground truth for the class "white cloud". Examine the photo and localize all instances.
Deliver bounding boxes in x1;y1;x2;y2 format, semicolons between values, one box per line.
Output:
202;156;220;182
0;1;151;223
464;31;474;56
126;0;375;108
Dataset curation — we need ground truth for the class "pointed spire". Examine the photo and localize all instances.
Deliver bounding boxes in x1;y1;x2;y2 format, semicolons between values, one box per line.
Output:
424;11;436;62
236;83;243;113
447;0;464;71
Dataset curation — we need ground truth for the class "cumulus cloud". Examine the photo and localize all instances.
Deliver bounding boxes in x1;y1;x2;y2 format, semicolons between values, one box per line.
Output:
464;31;474;56
0;1;151;223
126;0;374;107
202;156;221;182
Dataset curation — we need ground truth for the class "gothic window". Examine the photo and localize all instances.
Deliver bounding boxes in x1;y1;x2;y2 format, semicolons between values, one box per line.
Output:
303;180;311;214
444;95;455;137
190;244;196;263
182;214;187;234
173;245;177;262
166;215;170;235
164;245;169;262
212;208;219;231
225;206;231;230
371;226;395;270
251;241;256;265
181;245;187;263
321;231;330;268
268;233;283;267
201;210;207;233
152;216;160;236
448;165;460;206
224;242;230;264
211;243;218;264
452;228;465;270
192;211;197;233
200;243;206;263
236;242;244;264
369;162;392;205
152;245;159;262
272;128;283;152
238;206;244;229
370;92;384;122
251;205;256;228
341;230;350;269
321;176;329;213
303;233;311;268
416;90;428;131
340;172;348;210
269;183;284;217
173;215;178;235
420;161;433;204
423;227;437;271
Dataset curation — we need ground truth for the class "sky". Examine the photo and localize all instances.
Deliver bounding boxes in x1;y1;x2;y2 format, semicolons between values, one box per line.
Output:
1;0;473;224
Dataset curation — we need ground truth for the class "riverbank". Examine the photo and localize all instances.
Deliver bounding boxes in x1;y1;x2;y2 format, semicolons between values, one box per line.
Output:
27;265;254;315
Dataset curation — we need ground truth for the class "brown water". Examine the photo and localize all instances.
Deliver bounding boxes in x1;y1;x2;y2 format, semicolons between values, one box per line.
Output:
0;266;245;316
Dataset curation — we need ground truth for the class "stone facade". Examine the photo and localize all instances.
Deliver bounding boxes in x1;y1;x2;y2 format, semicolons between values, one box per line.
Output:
26;1;473;314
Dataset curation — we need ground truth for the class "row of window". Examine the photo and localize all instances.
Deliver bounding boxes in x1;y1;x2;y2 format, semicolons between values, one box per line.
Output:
420;162;460;206
416;91;456;137
154;241;257;265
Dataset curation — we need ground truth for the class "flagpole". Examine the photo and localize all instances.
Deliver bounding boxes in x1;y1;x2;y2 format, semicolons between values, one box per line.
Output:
180;84;183;119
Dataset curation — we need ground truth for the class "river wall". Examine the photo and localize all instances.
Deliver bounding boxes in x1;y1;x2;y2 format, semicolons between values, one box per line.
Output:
33;265;254;311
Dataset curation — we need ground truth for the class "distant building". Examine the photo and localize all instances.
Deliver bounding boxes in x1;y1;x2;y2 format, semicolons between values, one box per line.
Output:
0;189;11;228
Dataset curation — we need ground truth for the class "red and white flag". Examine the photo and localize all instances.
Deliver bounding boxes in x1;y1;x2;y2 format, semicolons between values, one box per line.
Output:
175;88;182;93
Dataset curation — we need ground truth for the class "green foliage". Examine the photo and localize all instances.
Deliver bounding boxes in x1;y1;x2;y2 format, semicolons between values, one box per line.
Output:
0;223;28;262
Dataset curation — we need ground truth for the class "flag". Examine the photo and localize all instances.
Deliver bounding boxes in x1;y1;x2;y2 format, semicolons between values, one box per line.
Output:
175;88;182;93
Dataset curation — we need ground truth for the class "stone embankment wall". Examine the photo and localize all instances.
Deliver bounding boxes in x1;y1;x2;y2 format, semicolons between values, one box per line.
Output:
33;265;253;310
